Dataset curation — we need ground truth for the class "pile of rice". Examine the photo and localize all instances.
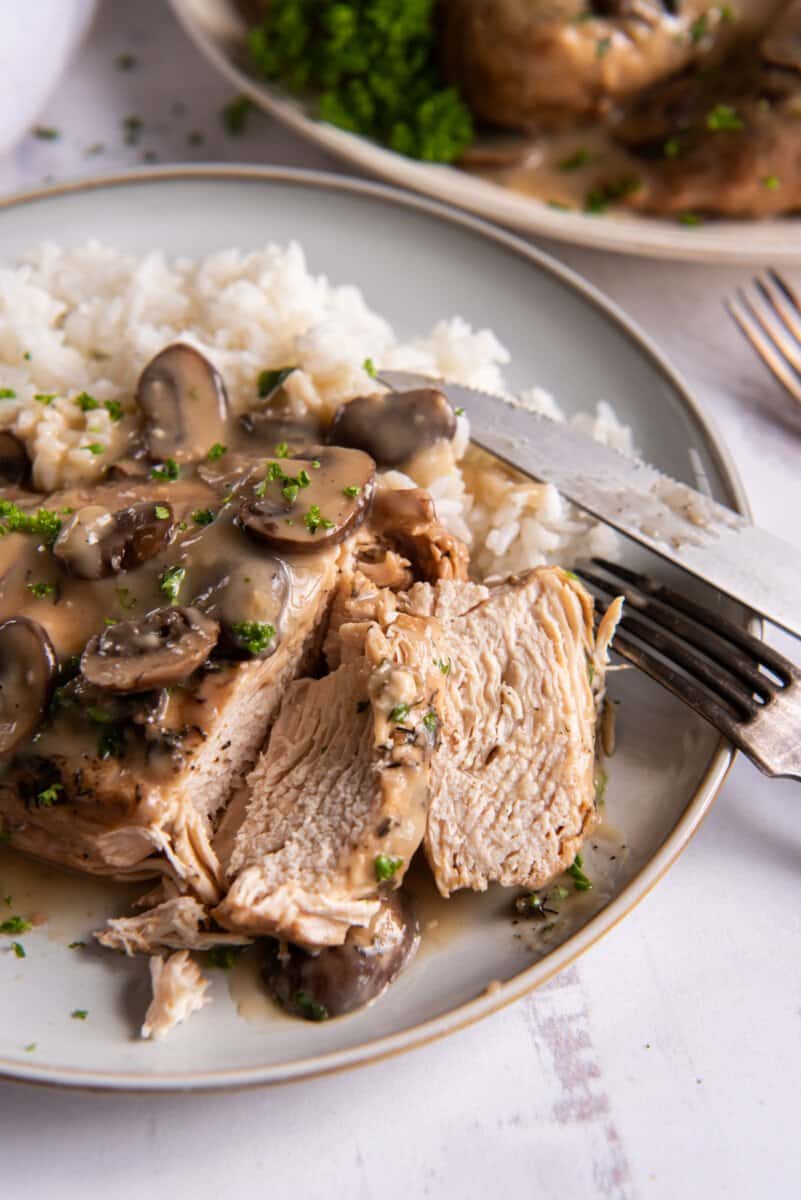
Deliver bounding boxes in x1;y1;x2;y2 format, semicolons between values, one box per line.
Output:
0;241;633;576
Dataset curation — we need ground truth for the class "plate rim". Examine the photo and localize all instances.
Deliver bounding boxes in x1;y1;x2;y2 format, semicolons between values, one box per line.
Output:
168;0;801;266
0;164;747;1091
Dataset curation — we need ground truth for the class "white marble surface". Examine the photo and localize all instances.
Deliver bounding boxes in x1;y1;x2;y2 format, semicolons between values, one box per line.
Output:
0;3;799;1197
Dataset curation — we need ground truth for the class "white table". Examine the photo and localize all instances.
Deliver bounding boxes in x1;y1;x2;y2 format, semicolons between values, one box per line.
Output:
1;4;798;1197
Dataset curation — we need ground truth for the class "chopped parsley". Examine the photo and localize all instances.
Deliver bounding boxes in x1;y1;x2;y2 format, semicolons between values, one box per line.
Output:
35;784;63;808
0;916;31;936
275;442;290;459
115;587;137;610
231;621;276;655
422;710;439;736
294;990;328;1022
82;442;105;456
74;391;99;412
122;114;143;145
11;941;25;959
206;945;241;969
68;941;86;950
567;853;593;892
435;657;451;676
0;388;16;399
678;211;703;226
114;51;138;70
454;406;464;416
257;366;294;397
104;398;124;422
303;504;334;534
150;457;180;482
154;504;170;520
26;581;57;601
33;125;60;140
24;1042;36;1053
282;482;299;504
343;485;361;498
596;35;612;57
388;702;410;723
71;1009;89;1020
689;13;708;42
585;175;642;214
34;393;55;405
762;175;781;191
0;500;62;545
221;94;253;135
97;725;126;760
206;442;227;461
663;138;681;159
159;564;186;604
192;508;216;526
706;104;744;132
363;357;377;378
374;853;403;882
558;148;592;172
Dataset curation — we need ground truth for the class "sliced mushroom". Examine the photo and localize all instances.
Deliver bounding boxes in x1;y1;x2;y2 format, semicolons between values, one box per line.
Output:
136;343;229;465
81;606;219;693
0;432;30;487
53;501;174;580
237;446;375;554
263;892;419;1020
328;388;456;468
238;411;321;453
0;617;57;755
216;558;289;657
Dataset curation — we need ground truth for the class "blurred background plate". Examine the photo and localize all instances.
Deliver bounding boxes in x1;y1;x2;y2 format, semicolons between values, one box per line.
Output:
171;0;801;266
0;166;747;1090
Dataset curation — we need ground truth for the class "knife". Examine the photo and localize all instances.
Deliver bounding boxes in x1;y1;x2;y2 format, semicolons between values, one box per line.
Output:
380;370;801;639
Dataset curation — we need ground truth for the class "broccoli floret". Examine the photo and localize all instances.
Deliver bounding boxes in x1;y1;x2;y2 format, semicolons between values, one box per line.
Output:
248;0;473;163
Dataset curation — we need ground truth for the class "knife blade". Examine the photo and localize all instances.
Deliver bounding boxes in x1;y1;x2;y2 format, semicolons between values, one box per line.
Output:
380;370;801;639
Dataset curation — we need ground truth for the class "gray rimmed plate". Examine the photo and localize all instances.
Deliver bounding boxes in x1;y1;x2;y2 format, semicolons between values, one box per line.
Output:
0;166;746;1091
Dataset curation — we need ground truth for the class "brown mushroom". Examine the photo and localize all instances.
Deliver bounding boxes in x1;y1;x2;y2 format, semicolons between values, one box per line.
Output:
53;501;174;580
328;388;456;468
237;446;375;554
136;343;229;465
81;606;219;693
262;892;419;1020
0;617;57;755
0;432;30;487
238;410;321;453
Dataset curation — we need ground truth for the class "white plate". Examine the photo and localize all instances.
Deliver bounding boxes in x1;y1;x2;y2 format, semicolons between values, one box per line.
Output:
0;166;747;1091
170;0;800;266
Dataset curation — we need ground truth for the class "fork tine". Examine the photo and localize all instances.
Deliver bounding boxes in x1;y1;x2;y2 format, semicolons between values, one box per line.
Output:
581;569;760;716
768;270;801;323
753;277;801;372
590;557;796;683
725;297;801;408
611;628;753;751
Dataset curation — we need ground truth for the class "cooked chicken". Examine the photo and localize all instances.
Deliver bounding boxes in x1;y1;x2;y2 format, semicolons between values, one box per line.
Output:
615;7;801;217
97;896;251;955
140;950;210;1040
213;593;449;946
412;569;621;895
439;0;738;131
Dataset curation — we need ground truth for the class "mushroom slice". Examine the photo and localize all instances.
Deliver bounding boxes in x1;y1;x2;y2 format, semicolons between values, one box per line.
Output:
328;388;456;468
0;432;30;487
0;617;57;755
54;501;174;580
238;446;375;554
217;558;289;658
238;411;321;454
81;607;219;693
262;893;419;1020
136;343;229;465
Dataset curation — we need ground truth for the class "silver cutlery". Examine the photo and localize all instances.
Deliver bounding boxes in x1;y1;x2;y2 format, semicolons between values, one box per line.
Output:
726;270;801;410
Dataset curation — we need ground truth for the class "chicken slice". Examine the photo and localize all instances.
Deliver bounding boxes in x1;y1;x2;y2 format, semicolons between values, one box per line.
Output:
140;950;210;1041
96;896;251;956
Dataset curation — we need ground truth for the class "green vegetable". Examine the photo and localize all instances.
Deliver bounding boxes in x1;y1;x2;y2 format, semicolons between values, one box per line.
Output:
374;853;403;882
97;725;126;760
558;148;592;172
303;504;334;534
595;35;612;58
104;399;124;422
222;95;254;135
74;391;99;412
689;13;708;42
567;853;593;892
663;138;681;159
762;175;781;191
678;211;703;226
0;500;62;545
34;393;55;405
422;710;438;735
0;916;31;936
35;783;63;807
206;442;227;461
24;1043;36;1052
363;356;377;377
82;443;105;456
71;1009;89;1020
231;621;276;656
159;565;186;604
192;508;216;526
115;587;137;610
275;442;290;459
706;104;744;132
388;702;410;723
343;485;361;498
154;504;170;520
11;942;25;959
257;366;295;397
150;457;180;482
26;581;57;601
206;946;241;969
68;941;86;950
122;114;143;144
33;126;60;140
435;657;451;676
248;0;473;163
294;990;328;1022
0;388;16;399
585;175;642;214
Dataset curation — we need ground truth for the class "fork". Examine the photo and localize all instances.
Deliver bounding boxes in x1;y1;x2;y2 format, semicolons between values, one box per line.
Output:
726;270;801;410
578;558;801;781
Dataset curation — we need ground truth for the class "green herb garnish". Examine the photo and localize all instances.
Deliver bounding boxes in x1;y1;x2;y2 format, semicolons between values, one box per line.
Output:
596;35;612;57
435;658;451;676
82;443;105;456
231;621;276;656
0;916;31;936
222;95;253;135
343;485;361;498
0;500;62;545
294;990;328;1022
257;366;294;397
35;783;62;808
192;508;216;526
97;725;126;760
567;853;593;891
104;399;124;422
303;504;334;534
678;211;703;226
762;175;781;191
206;442;227;461
689;13;708;42
74;391;99;412
115;587;137;610
26;581;57;601
34;393;55;406
422;710;439;735
68;941;86;950
154;504;170;520
206;945;241;969
33;126;60;140
274;441;289;459
71;1009;89;1020
374;854;403;882
706;103;744;132
150;457;180;481
388;702;410;723
159;565;185;604
0;387;16;399
558;148;591;172
663;138;681;159
11;942;25;959
363;357;377;377
122;114;143;144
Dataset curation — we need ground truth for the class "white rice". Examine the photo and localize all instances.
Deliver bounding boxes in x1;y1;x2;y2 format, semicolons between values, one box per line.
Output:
0;241;634;576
